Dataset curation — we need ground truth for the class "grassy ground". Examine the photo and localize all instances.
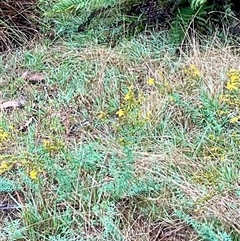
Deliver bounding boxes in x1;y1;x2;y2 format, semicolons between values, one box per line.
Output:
0;30;240;240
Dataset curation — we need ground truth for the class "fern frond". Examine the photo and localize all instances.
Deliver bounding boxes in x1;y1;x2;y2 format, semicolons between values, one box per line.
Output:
169;2;211;44
191;0;208;10
51;0;85;13
51;0;117;14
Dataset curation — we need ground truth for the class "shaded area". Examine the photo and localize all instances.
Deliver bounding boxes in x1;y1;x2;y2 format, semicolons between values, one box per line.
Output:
0;0;39;52
77;0;173;35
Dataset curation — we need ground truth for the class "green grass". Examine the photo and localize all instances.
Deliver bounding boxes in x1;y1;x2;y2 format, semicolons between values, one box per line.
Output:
1;29;240;240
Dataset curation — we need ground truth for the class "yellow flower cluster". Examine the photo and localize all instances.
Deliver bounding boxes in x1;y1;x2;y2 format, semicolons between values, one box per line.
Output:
98;76;169;124
97;78;163;146
229;116;240;123
200;134;226;161
0;161;11;174
193;168;219;186
218;68;240;124
124;85;135;101
116;85;143;119
184;64;200;79
0;128;9;143
43;138;64;153
226;68;240;91
97;111;107;120
0;150;41;180
116;85;152;122
219;94;240;107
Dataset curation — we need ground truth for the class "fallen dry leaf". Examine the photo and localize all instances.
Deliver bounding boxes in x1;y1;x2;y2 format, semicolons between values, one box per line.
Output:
0;78;8;88
0;99;26;111
20;71;29;80
19;116;34;132
23;72;46;84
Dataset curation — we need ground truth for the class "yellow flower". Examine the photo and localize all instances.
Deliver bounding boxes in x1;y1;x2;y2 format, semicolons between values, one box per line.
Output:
219;94;230;102
43;139;64;153
30;170;38;180
0;162;10;174
116;109;125;117
226;81;239;91
97;111;107;120
227;68;240;79
119;137;126;145
0;128;9;142
124;92;131;101
219;110;227;116
0;162;8;169
43;140;51;149
229;75;239;82
147;78;155;86
230;116;239;123
124;92;134;101
210;147;219;152
145;110;152;121
189;64;200;78
8;126;14;131
124;86;135;102
185;64;200;79
226;68;240;91
228;68;237;73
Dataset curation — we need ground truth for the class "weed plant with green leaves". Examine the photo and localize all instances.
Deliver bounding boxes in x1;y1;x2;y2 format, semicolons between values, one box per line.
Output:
175;210;233;241
0;177;19;193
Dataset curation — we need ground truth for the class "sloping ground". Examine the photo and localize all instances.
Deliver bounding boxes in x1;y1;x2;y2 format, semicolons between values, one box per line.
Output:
0;0;39;52
0;35;240;240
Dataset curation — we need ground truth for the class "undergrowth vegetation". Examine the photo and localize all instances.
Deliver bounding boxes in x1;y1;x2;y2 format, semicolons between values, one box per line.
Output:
44;0;239;46
1;1;240;241
1;34;240;240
